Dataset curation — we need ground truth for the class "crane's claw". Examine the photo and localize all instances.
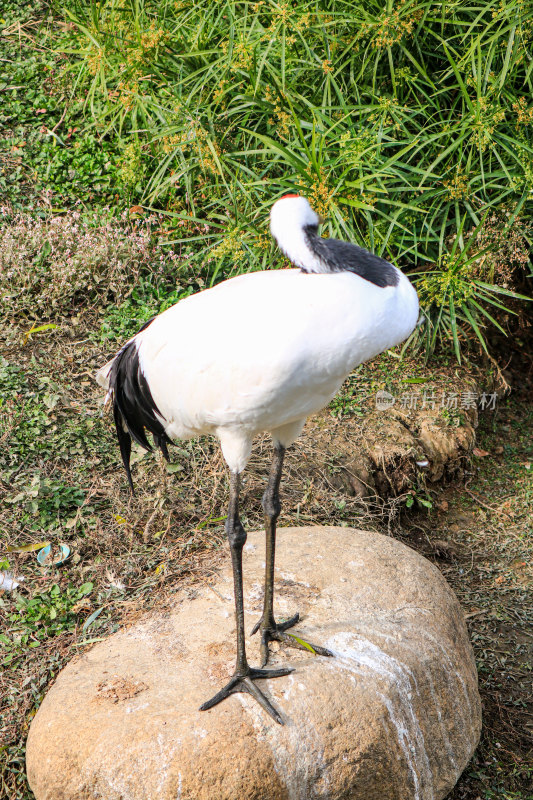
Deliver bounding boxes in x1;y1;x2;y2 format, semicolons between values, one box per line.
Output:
199;666;293;724
251;612;300;636
251;613;334;668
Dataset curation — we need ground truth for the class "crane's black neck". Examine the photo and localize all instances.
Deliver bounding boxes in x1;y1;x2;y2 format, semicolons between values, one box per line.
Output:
302;225;399;288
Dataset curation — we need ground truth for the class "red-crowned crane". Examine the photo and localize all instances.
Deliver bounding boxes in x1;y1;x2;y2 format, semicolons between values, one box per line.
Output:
96;195;419;724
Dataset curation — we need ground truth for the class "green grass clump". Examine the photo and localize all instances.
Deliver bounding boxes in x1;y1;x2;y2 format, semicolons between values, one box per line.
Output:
55;0;533;359
96;280;193;343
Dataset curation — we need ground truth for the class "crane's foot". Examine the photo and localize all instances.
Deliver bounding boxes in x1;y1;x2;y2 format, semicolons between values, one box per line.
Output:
199;666;293;724
251;613;334;667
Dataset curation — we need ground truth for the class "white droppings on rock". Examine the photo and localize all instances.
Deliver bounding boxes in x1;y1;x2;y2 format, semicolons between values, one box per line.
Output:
247;581;263;603
238;691;330;800
125;702;149;714
281;674;296;701
279;571;295;581
270;716;329;800
327;631;433;800
419;629;473;715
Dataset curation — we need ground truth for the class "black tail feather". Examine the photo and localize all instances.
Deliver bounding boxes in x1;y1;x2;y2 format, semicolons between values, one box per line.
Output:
108;338;172;492
156;435;170;463
114;369;153;452
113;402;135;495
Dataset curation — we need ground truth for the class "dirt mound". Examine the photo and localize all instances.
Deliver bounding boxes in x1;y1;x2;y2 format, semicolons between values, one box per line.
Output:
303;374;480;502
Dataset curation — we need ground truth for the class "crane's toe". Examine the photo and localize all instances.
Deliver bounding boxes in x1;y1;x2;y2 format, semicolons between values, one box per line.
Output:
252;614;334;667
251;612;300;637
199;666;293;724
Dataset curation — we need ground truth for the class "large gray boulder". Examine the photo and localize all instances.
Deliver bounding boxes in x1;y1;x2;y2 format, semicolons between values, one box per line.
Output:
26;527;481;799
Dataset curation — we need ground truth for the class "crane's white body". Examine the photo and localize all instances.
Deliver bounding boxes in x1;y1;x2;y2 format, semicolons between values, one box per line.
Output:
95;195;420;722
97;265;418;472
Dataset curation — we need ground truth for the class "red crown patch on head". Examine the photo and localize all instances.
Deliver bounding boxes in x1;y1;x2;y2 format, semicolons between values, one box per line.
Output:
282;193;300;199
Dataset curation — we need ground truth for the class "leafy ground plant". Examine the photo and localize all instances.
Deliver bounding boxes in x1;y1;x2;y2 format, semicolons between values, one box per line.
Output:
2;581;94;668
412;215;532;361
53;0;533;359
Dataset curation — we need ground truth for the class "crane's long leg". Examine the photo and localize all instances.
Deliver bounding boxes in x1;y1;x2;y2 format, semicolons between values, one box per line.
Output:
199;470;292;724
251;444;333;667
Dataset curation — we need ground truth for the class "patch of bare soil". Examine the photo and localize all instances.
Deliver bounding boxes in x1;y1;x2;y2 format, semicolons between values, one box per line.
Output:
94;675;148;704
302;391;479;503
